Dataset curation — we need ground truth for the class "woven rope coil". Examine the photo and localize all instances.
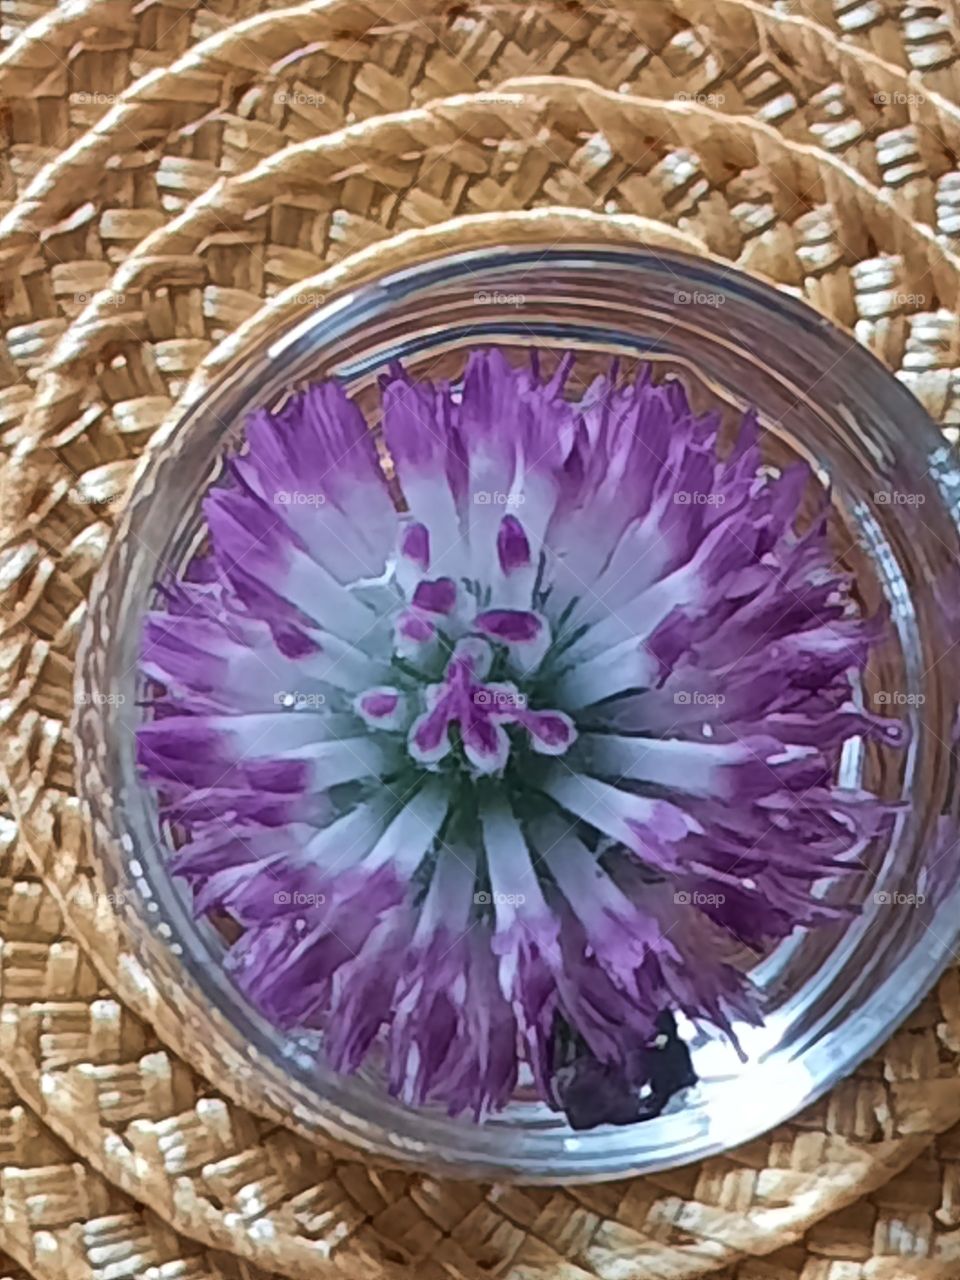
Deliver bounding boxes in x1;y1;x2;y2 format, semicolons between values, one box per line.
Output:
4;3;960;1279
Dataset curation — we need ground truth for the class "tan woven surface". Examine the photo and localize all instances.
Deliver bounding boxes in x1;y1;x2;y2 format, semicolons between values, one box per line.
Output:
4;2;960;1279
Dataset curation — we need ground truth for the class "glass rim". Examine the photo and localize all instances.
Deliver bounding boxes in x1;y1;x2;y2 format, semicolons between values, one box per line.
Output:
74;242;960;1181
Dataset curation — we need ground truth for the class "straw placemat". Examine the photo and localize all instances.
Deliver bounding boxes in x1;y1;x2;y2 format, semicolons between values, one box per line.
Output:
4;3;960;1279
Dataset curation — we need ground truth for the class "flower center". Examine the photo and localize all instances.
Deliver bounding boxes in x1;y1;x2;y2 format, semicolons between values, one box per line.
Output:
353;551;577;777
408;642;576;775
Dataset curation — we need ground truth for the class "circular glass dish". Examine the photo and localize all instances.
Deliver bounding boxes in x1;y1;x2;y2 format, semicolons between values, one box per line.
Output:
75;245;960;1182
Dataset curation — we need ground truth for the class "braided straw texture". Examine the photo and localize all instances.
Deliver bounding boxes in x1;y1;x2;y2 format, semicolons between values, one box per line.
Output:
5;2;960;1278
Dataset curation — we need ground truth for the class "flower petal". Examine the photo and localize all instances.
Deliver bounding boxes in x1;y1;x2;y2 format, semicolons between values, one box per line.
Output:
580;733;791;801
542;771;699;871
205;488;383;645
354;686;407;731
380;371;467;579
412;577;458;615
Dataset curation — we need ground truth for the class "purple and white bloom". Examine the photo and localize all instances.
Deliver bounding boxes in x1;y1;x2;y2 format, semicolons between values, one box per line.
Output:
138;351;901;1124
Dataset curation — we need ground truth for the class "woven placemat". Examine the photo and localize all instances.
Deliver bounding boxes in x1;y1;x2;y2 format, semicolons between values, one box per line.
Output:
4;3;960;1279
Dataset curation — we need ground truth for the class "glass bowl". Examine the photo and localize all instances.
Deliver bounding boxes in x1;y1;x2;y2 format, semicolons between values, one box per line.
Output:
74;244;960;1182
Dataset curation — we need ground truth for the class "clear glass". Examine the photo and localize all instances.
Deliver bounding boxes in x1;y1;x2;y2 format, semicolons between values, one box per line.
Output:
74;245;960;1181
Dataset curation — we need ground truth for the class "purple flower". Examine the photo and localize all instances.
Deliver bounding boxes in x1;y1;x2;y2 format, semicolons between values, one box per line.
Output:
138;350;901;1126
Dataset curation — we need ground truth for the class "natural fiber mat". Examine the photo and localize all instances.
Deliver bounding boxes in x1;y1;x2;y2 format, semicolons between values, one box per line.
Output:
5;3;960;1279
1;0;960;450
1;0;960;413
0;1063;272;1280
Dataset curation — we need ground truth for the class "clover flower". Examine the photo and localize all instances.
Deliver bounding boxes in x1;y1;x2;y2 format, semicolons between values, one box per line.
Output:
138;351;900;1124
